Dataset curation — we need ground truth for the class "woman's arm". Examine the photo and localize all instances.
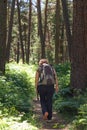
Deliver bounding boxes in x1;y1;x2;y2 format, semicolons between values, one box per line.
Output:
54;70;59;93
35;71;39;93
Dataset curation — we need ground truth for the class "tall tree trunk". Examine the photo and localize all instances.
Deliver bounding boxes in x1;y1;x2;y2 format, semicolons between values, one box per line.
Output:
55;0;60;64
6;0;15;62
44;0;48;45
0;0;7;75
17;0;25;63
71;0;87;90
37;0;45;58
61;0;72;61
26;0;32;64
61;23;65;62
17;40;20;63
23;24;27;63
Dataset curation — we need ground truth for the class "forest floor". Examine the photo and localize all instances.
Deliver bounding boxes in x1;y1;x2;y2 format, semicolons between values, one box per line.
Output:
33;99;70;130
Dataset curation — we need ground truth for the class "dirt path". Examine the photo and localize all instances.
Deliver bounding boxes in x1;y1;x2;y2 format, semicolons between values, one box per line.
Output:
33;99;69;130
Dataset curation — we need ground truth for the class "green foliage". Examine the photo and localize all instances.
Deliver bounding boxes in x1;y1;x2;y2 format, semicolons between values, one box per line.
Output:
54;62;70;89
53;62;87;130
0;119;9;130
0;63;39;130
70;90;87;130
0;114;38;130
54;62;70;76
70;104;87;130
0;63;35;113
53;87;79;115
53;62;75;114
0;76;8;103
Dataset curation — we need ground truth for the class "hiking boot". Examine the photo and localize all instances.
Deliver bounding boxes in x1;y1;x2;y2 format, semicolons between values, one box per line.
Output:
43;112;48;120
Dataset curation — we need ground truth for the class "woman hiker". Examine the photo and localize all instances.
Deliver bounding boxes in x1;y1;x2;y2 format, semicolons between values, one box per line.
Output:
35;59;59;122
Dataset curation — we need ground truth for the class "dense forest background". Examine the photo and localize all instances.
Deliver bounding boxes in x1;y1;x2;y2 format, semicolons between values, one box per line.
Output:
0;0;87;130
0;0;73;70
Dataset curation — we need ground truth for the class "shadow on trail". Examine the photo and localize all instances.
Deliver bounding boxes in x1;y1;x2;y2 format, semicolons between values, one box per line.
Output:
33;99;69;130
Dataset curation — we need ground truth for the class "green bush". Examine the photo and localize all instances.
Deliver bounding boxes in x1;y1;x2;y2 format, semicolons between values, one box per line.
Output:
0;64;35;113
71;104;87;130
70;90;87;130
53;87;79;115
53;63;86;117
0;76;9;103
0;63;39;130
54;62;70;76
54;62;70;89
53;63;75;114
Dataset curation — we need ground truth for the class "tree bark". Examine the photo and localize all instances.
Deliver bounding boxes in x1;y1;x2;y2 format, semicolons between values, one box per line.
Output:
6;0;15;62
61;0;72;62
71;0;87;90
17;41;20;63
17;0;25;63
37;0;45;58
26;0;32;64
0;0;7;74
44;0;48;46
55;0;60;64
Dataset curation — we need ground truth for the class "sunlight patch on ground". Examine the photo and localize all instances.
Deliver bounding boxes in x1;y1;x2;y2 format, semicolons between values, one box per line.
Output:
0;117;38;130
9;121;38;130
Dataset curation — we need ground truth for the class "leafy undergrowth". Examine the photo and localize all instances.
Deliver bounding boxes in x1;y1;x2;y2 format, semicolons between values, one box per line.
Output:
53;62;87;130
0;63;39;130
0;62;87;130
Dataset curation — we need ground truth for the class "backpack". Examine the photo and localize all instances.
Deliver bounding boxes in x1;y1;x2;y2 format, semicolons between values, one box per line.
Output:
39;63;55;85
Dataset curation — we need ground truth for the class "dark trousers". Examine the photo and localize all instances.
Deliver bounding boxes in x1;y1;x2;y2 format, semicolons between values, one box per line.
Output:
38;85;54;120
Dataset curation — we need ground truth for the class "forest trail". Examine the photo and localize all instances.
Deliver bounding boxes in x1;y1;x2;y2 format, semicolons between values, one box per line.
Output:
33;99;69;130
